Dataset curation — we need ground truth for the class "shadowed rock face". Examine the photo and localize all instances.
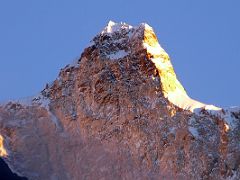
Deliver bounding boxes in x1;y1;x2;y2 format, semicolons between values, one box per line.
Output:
0;158;27;180
0;22;240;180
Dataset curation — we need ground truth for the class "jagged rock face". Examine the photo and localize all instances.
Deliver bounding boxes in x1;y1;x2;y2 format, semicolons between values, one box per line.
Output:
0;22;240;180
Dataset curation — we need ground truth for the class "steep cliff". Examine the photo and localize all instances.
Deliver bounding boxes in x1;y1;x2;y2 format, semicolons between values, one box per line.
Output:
0;21;240;180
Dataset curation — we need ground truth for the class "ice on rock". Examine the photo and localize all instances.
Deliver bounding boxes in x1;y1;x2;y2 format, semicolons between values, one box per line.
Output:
188;127;199;138
107;50;129;60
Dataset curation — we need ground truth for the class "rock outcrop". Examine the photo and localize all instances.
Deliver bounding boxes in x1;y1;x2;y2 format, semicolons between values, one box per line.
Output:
0;21;240;180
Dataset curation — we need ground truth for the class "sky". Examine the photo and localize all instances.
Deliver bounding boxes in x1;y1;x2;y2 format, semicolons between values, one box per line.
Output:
0;0;239;107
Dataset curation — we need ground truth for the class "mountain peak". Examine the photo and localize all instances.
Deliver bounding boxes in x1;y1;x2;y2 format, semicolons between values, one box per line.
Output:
0;21;239;180
102;21;153;34
94;22;221;112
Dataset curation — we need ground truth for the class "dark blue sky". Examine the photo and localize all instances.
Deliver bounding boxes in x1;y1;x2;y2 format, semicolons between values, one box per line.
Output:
0;0;239;107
